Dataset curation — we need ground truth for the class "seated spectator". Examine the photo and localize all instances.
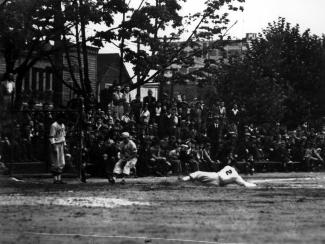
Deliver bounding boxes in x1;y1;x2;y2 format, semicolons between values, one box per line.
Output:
179;140;199;174
103;139;118;183
148;140;171;176
168;146;182;175
304;142;324;171
198;142;220;172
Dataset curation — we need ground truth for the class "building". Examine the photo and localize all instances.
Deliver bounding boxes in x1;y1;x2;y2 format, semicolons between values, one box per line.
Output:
97;53;131;91
0;46;99;107
162;33;256;99
97;53;159;102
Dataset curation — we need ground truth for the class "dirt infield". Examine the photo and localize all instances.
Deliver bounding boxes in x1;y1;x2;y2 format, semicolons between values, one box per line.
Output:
1;173;325;244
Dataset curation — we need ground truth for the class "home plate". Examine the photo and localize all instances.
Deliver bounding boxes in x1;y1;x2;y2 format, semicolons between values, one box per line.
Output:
0;195;150;208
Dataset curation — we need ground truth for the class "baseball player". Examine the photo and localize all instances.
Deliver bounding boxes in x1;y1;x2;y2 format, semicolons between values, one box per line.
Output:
113;132;138;184
49;113;66;184
182;165;257;188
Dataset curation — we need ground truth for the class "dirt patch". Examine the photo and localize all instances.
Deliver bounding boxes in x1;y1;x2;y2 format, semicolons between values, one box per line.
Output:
0;195;150;208
1;173;325;243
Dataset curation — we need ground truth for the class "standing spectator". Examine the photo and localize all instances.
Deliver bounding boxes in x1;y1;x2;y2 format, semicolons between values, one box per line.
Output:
21;120;36;161
122;85;132;112
140;103;150;134
49;113;67;184
143;90;156;123
192;102;203;130
218;101;227;119
131;94;142;123
170;107;179;137
155;101;162;124
229;104;240;123
112;85;124;120
207;117;222;159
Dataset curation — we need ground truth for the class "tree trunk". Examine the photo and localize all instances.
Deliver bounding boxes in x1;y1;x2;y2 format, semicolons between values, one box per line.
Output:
79;0;92;99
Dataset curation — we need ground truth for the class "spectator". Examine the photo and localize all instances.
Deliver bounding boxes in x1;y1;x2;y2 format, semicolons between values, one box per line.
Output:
131;94;142;123
143;89;156;123
112;85;124;120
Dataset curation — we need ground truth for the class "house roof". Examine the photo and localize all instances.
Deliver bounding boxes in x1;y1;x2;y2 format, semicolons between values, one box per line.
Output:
97;53;131;85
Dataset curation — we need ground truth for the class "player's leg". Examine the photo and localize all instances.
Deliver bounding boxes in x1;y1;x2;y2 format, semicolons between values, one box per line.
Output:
113;159;124;176
123;158;137;175
182;171;200;181
121;158;138;183
233;174;257;188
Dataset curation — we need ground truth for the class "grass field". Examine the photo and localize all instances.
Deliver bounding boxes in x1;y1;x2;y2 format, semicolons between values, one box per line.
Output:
1;173;325;244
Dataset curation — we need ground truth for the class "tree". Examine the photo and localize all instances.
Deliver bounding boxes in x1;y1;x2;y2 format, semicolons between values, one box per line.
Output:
92;0;245;96
216;57;287;124
246;17;324;126
211;17;324;127
0;0;246;107
0;0;72;107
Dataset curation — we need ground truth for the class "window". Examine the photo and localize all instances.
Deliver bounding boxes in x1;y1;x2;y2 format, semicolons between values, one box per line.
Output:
39;71;44;91
45;71;53;91
32;68;38;90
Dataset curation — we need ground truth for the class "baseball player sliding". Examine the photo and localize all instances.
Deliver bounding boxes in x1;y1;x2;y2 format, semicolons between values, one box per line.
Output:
182;165;257;188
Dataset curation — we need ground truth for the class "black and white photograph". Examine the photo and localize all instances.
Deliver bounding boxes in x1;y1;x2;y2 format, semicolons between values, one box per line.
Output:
0;0;325;243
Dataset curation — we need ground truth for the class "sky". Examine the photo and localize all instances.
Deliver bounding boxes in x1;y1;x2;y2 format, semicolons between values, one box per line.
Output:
177;0;325;39
214;0;325;38
99;0;325;76
100;0;325;53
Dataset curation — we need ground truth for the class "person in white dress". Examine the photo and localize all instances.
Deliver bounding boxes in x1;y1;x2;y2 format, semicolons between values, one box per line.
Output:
182;165;257;188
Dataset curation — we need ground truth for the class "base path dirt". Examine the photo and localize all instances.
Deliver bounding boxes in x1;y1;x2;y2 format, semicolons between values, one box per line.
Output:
0;173;325;244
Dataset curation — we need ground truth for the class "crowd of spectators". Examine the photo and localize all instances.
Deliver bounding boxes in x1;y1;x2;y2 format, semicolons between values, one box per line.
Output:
68;86;325;178
1;86;325;178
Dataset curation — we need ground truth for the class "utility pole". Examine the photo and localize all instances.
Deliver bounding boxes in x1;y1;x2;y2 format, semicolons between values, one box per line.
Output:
136;38;141;97
119;0;126;85
79;0;91;98
52;0;66;106
158;35;168;100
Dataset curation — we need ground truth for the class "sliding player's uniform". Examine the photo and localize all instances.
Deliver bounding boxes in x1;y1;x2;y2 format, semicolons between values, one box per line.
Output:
182;166;256;188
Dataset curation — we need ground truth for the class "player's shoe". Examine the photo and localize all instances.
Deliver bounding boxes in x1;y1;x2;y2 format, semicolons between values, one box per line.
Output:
108;177;115;184
244;182;257;188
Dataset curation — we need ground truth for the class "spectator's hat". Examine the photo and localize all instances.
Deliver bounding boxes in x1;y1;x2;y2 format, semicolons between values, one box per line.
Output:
121;132;130;139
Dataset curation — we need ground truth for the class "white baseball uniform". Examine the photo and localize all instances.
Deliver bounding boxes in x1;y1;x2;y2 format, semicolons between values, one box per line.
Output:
113;139;138;175
186;166;256;188
49;121;66;174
